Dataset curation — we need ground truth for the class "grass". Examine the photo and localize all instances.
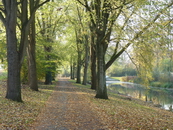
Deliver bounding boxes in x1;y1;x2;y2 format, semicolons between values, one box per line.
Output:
0;80;55;130
71;79;173;129
111;77;122;81
0;72;7;80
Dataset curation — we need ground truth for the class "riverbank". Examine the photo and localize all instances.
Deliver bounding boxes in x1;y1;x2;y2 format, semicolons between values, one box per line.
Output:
111;76;173;89
70;79;173;129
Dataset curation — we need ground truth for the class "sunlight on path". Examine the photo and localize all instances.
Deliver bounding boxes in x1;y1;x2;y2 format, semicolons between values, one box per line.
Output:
31;78;105;130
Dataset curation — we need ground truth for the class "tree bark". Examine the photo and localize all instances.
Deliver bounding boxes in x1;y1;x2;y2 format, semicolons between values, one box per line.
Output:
95;34;108;99
45;69;52;84
5;0;22;102
76;53;82;84
26;0;38;90
72;62;76;79
44;46;53;85
70;56;74;79
82;36;89;85
27;17;38;90
90;34;97;90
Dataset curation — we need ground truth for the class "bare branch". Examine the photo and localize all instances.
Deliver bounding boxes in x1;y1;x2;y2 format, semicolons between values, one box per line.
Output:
38;0;50;8
76;0;86;7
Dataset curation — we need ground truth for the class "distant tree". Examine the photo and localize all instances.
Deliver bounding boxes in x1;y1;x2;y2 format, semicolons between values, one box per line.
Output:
36;0;65;84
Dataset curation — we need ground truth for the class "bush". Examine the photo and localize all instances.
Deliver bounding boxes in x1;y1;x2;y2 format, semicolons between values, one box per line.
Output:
109;67;137;77
162;83;173;88
121;76;137;82
150;82;162;87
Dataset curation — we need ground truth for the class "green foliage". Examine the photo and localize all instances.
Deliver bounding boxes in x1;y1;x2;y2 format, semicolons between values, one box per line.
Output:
36;42;63;80
150;81;173;88
121;76;137;82
0;24;7;67
159;58;173;72
150;82;162;88
0;72;7;80
106;57;137;77
21;59;28;84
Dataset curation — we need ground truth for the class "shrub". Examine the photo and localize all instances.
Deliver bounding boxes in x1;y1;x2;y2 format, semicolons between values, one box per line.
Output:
150;82;162;87
162;83;173;88
121;76;137;82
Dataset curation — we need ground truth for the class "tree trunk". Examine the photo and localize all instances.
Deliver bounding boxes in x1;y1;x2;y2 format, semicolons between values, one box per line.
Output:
95;34;108;99
82;36;89;85
27;0;38;91
70;64;73;79
5;0;22;102
44;46;52;85
27;20;38;90
51;63;56;80
6;38;22;101
72;62;76;79
70;56;74;79
76;54;82;83
90;34;97;90
45;69;52;84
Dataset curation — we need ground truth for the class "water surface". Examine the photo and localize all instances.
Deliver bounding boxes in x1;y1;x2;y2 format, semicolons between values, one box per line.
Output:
106;79;173;111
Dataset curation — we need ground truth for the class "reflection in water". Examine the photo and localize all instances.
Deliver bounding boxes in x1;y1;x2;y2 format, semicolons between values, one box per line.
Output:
106;81;173;111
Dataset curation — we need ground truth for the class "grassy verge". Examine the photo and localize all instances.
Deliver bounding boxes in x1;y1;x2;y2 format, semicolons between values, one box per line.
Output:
111;77;122;81
0;81;55;130
71;79;173;129
150;81;173;88
0;72;7;80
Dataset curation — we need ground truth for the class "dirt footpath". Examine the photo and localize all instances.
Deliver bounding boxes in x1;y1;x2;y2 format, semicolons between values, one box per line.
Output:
31;78;106;130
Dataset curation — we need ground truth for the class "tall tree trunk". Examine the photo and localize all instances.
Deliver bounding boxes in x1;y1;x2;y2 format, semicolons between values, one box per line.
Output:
72;62;76;79
82;36;89;85
95;34;108;99
5;0;22;102
70;64;73;79
44;46;52;84
70;56;74;79
45;69;52;84
90;34;97;90
27;14;38;91
76;53;82;83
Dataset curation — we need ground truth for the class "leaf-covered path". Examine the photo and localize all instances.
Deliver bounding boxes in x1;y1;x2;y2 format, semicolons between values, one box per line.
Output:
31;78;106;130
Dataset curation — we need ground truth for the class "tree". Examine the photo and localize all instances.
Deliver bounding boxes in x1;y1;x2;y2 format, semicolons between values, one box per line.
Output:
75;6;90;84
27;0;38;91
0;0;22;101
36;0;66;84
75;27;84;83
0;0;49;101
90;22;97;90
76;0;173;99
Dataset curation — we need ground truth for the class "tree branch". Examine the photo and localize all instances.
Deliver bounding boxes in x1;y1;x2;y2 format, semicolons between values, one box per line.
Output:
105;1;173;70
76;0;96;27
76;0;86;7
